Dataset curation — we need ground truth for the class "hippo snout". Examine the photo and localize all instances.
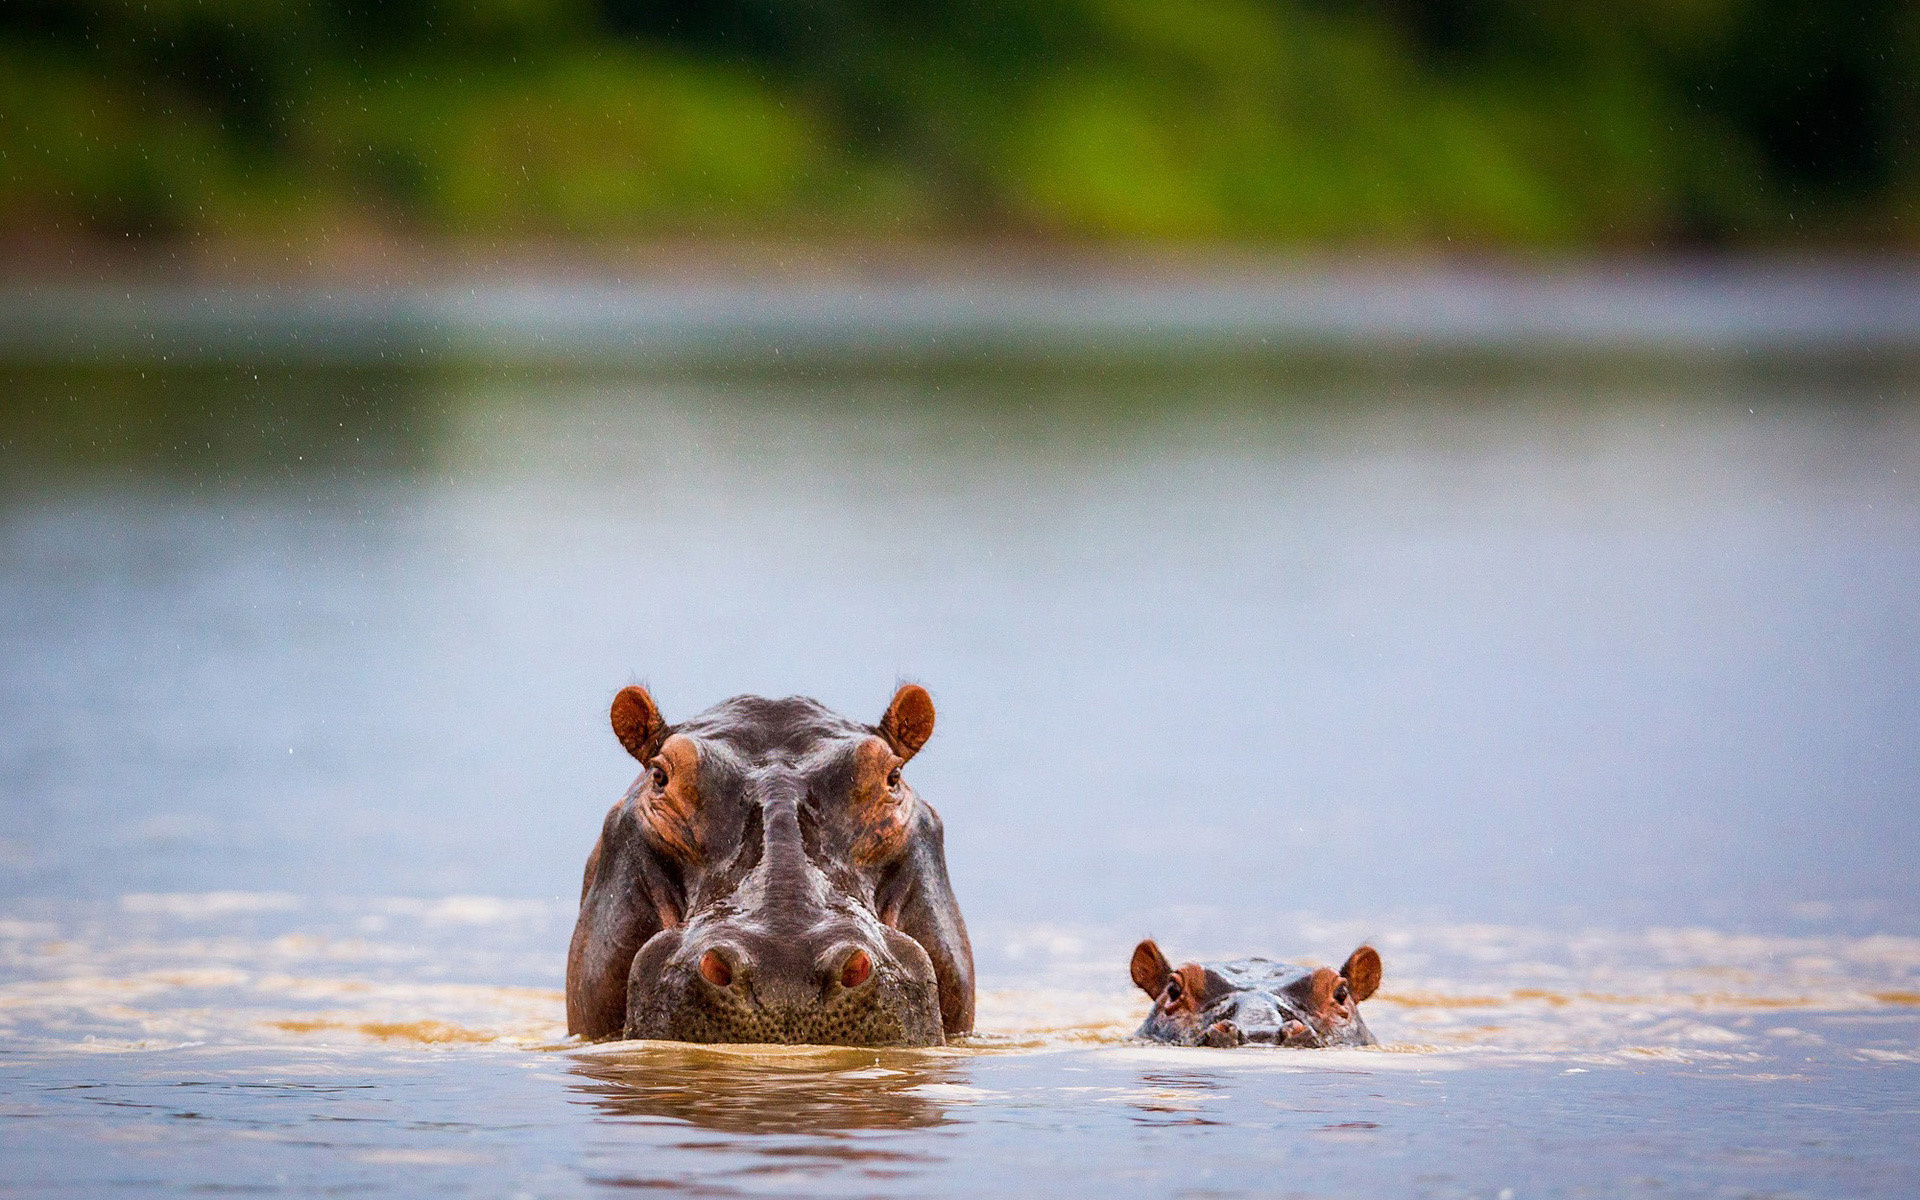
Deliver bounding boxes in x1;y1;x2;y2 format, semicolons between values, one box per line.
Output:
685;936;882;1008
625;921;945;1046
1200;1007;1317;1048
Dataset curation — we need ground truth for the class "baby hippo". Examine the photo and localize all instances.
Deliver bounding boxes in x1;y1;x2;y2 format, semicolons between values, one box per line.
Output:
1129;939;1383;1048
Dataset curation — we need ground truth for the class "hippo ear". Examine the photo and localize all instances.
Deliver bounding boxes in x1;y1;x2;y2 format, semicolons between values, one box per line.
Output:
1130;939;1172;997
610;685;667;762
1341;945;1382;1002
879;684;936;762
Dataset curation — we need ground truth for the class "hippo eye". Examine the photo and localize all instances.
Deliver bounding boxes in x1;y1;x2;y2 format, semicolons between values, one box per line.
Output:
886;766;903;790
1164;978;1183;1004
1334;982;1350;1004
649;762;669;790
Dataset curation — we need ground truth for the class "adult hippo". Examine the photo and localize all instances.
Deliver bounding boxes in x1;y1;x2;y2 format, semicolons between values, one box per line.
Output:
1129;939;1382;1048
566;684;974;1046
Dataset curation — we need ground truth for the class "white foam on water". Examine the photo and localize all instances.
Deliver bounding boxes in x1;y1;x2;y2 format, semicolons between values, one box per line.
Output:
373;896;555;925
0;895;1915;1200
3;899;1917;1068
118;893;305;918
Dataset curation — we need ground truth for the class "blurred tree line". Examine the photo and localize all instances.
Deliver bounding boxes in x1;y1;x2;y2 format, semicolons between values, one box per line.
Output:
1;0;1913;248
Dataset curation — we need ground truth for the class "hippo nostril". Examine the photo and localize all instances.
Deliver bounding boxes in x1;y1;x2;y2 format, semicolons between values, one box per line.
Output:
839;948;873;990
1203;1020;1244;1048
1279;1019;1311;1045
698;949;733;989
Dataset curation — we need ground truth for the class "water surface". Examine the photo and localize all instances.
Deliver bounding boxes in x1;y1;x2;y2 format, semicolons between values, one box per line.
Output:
2;363;1917;1195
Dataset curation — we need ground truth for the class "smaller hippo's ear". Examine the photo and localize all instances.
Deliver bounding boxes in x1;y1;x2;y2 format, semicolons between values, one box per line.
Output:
1130;939;1172;997
879;683;936;762
610;685;667;762
1341;945;1382;1002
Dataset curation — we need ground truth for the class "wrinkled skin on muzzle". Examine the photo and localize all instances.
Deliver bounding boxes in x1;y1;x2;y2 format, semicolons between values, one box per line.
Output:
1129;940;1383;1048
566;685;973;1047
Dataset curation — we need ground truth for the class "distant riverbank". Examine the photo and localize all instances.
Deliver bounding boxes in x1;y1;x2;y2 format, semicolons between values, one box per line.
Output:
5;2;1913;250
5;258;1920;367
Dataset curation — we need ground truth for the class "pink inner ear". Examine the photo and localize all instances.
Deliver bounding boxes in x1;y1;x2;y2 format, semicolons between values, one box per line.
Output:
881;684;936;758
1343;946;1383;1001
611;686;664;760
1130;940;1171;996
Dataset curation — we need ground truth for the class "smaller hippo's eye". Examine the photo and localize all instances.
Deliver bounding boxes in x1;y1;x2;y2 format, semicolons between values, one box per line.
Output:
1334;982;1350;1004
649;762;669;790
1164;978;1183;1004
886;766;903;790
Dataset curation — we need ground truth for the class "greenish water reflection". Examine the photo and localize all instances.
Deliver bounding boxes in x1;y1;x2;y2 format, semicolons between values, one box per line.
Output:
0;366;438;483
571;1044;963;1134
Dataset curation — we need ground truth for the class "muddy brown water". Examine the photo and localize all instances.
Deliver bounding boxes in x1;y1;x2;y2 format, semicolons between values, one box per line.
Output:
2;363;1918;1196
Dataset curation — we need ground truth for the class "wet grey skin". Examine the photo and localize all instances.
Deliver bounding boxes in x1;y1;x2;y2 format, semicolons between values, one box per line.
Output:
566;684;974;1047
1129;940;1383;1048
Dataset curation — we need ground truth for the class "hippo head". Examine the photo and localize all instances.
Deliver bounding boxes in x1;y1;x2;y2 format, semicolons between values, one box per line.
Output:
1129;940;1382;1048
566;685;973;1047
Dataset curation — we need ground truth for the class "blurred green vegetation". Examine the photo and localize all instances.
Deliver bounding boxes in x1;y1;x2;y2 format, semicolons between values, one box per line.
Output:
0;0;1913;248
